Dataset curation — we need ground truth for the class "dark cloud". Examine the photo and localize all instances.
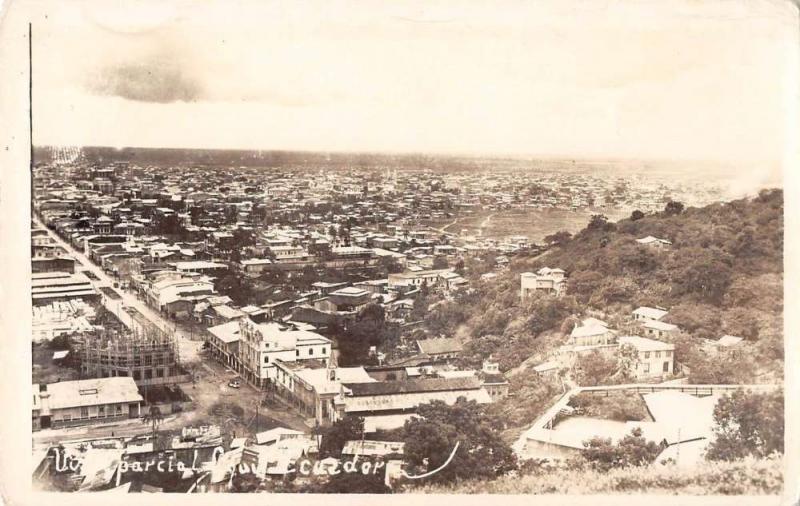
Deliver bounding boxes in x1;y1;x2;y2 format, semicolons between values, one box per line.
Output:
86;59;203;103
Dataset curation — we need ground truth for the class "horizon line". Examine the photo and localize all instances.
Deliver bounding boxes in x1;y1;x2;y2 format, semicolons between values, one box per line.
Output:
32;144;768;168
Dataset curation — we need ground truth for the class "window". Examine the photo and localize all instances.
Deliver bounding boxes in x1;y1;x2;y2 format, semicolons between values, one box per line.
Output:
309;348;313;356
99;405;105;417
643;363;650;373
655;351;661;358
666;350;672;357
663;361;670;373
644;352;650;359
80;407;89;418
115;405;122;415
322;348;327;355
264;356;270;364
296;350;300;357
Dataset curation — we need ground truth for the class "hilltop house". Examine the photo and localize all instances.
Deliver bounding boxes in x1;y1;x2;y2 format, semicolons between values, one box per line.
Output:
618;335;675;378
636;236;672;249
642;320;679;339
632;306;668;322
568;319;617;347
416;338;463;361
478;359;510;400
520;267;566;299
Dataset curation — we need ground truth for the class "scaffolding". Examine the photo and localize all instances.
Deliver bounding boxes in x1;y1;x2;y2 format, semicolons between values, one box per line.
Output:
79;320;190;388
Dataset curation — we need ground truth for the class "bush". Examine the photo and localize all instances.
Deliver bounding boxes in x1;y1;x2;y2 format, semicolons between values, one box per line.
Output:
418;455;783;495
568;392;649;422
582;427;664;472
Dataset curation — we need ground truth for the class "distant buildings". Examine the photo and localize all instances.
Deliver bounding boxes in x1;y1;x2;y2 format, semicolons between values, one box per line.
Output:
144;274;216;318
636;236;672;249
387;268;465;293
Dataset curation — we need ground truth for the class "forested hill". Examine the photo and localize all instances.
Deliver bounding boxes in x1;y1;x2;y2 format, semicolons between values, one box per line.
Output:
527;188;783;312
419;189;783;397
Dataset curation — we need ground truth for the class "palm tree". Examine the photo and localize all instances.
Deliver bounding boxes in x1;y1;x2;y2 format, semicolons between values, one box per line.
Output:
141;405;164;449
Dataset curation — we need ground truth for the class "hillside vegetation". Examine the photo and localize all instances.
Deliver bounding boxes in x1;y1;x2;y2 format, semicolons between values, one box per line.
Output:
417;189;783;428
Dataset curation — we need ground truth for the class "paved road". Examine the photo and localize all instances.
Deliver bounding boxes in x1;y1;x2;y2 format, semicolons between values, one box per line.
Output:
33;215;201;362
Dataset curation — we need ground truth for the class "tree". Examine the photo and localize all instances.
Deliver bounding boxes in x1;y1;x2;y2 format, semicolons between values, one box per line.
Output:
141;405;164;449
664;200;685;216
232;228;255;248
319;415;364;457
320;469;390;494
216;274;253;305
573;349;619;386
432;256;449;269
613;343;638;382
337;304;395;366
544;230;572;245
402;398;517;485
587;214;613;232
705;389;784;461
154;214;183;236
378;255;403;274
630;210;645;221
582;427;663;471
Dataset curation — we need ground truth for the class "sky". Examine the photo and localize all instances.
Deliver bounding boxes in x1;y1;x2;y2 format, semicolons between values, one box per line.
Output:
25;0;799;171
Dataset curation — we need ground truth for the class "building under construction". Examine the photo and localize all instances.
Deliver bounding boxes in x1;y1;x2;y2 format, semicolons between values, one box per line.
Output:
80;310;191;387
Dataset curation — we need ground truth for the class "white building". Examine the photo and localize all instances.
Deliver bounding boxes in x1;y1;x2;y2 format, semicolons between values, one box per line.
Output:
632;306;668;322
32;377;143;430
642;320;679;339
237;318;332;389
520;267;566;299
618;335;675;378
636;236;672;249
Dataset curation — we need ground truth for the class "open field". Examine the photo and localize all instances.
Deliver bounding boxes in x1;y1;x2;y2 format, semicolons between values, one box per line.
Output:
428;207;630;242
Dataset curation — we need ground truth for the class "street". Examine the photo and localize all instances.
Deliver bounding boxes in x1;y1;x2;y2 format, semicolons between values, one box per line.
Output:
33;215;202;362
32;216;311;447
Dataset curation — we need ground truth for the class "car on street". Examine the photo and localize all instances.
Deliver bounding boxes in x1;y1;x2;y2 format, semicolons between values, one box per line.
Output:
228;378;242;389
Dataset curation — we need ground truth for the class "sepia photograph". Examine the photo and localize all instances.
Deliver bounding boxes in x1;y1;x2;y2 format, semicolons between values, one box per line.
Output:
0;0;798;503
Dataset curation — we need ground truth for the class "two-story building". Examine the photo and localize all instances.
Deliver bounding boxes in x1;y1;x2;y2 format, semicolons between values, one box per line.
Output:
618;335;675;379
520;267;566;299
